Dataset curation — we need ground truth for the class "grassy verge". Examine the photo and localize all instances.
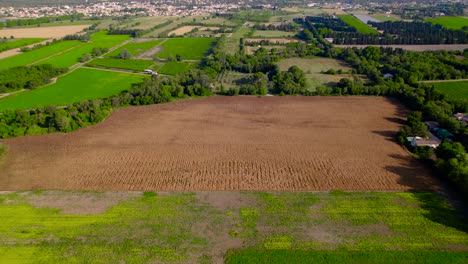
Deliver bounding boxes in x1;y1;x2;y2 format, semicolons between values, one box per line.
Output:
338;14;378;34
87;58;154;71
0;68;147;111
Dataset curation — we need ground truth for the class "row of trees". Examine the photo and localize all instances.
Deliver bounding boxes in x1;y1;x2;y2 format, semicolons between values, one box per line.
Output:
0;69;213;138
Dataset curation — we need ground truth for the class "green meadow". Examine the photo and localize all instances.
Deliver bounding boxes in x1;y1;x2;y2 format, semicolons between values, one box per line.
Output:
338;14;378;34
40;31;130;68
0;191;466;263
0;38;45;52
156;38;214;60
0;40;82;70
0;68;146;110
106;39;164;57
432;81;468;100
158;61;196;75
426;16;468;30
86;58;154;71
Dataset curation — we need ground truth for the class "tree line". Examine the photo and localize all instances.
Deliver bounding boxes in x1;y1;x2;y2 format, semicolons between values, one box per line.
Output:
0;64;67;94
0;14;84;28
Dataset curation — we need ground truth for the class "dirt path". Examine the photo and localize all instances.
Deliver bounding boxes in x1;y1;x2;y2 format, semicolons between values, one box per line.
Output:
0;89;26;99
0;96;439;191
29;42;86;66
81;66;150;76
0;39;51;59
135;38;168;59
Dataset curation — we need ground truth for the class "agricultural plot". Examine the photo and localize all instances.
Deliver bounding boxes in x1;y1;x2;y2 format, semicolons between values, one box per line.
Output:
0;38;45;52
156;38;214;60
371;14;401;22
426;16;468;30
432;81;468;100
0;25;90;38
338;14;378;34
0;68;146;111
216;71;253;89
0;191;466;263
0;40;82;70
158;61;196;75
106;39;164;58
278;57;352;89
0;96;437;191
86;58;154;71
233;10;294;23
40;31;131;68
225;27;254;55
252;30;296;38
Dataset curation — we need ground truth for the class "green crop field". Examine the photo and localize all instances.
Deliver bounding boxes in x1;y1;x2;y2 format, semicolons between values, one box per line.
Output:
371;14;400;22
106;39;164;58
225;27;253;55
0;38;45;52
158;61;196;75
87;58;154;71
40;31;130;68
0;68;146;110
426;16;468;30
252;30;296;38
156;38;214;60
432;81;468;100
0;191;466;263
338;14;378;34
0;40;82;70
233;10;294;22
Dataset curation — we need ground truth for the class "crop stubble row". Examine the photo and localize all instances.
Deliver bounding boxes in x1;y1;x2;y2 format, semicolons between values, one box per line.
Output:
0;96;437;191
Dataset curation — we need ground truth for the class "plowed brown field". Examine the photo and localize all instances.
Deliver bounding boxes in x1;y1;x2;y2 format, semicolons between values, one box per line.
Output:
0;96;438;191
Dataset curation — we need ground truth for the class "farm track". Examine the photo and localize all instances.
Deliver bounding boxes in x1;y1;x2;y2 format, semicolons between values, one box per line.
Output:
28;42;86;66
0;97;438;191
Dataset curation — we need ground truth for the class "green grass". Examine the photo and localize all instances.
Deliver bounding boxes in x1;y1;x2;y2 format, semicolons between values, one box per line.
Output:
432;81;468;100
371;14;400;22
0;40;82;70
156;38;214;60
40;31;131;68
338;14;378;34
225;27;254;55
158;61;196;75
252;30;295;38
225;250;468;263
426;16;468;30
0;68;146;110
106;39;164;58
0;38;45;52
233;10;294;22
0;191;466;263
87;58;154;71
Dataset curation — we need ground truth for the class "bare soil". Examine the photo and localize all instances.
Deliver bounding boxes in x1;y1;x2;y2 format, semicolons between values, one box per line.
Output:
0;96;438;191
0;25;90;38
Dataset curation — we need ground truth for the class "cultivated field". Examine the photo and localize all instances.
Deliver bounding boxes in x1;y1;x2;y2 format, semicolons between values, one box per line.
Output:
0;96;437;191
0;25;90;38
158;61;196;75
338;14;378;34
0;68;146;111
335;44;468;51
426;16;468;30
106;39;164;58
0;38;45;52
168;26;219;36
322;9;348;15
156;37;214;60
0;40;82;70
252;30;296;38
432;81;468;100
246;38;302;44
0;191;467;263
41;31;130;68
86;58;155;71
278;57;353;88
